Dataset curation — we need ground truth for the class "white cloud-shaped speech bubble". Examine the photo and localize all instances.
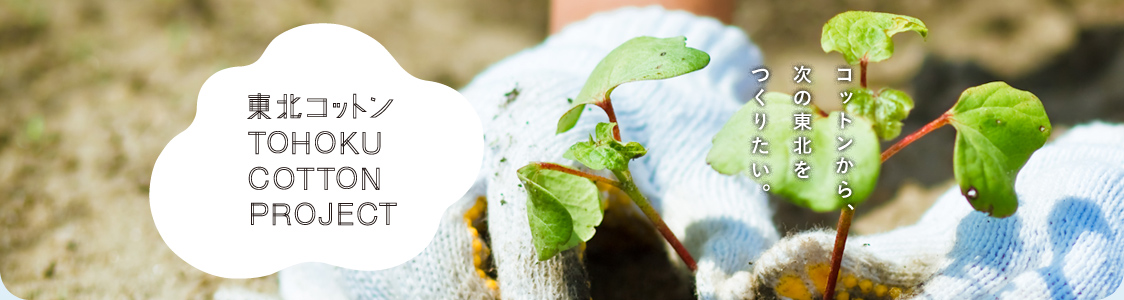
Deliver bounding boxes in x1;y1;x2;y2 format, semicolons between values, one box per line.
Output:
150;24;483;278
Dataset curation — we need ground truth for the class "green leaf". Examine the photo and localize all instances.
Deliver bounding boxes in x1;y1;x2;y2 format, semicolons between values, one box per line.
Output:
844;87;915;140
557;36;710;133
563;123;647;172
707;92;881;211
595;122;615;142
558;105;587;135
821;11;928;65
947;82;1051;218
564;139;625;171
610;140;647;159
517;164;604;260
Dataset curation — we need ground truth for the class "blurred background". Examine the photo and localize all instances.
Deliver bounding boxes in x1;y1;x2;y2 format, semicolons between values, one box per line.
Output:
1;0;1122;298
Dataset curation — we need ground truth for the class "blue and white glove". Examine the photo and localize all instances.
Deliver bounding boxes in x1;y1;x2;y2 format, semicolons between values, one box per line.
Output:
750;122;1124;300
265;6;1124;300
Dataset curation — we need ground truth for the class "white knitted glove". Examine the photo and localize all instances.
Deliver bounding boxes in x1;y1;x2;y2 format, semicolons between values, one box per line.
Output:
463;6;775;299
749;122;1124;300
270;6;1124;300
275;6;775;300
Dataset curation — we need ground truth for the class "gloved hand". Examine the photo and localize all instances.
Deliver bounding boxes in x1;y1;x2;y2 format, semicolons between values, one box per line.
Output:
749;122;1124;300
275;6;777;299
268;6;1124;300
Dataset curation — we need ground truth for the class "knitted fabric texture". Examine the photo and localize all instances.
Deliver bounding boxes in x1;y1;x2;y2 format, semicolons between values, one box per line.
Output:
454;6;774;300
278;6;774;299
749;123;1124;300
269;6;1124;300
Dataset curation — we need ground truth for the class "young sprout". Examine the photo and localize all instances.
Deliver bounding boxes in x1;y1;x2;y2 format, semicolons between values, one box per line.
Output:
519;36;710;271
708;11;1051;300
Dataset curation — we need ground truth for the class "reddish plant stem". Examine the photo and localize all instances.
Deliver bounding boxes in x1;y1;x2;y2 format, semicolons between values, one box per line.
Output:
824;57;869;300
589;98;695;270
596;100;622;141
535;162;621;188
827;111;953;299
814;106;829;118
881;113;951;162
823;206;855;300
860;58;868;89
613;169;698;272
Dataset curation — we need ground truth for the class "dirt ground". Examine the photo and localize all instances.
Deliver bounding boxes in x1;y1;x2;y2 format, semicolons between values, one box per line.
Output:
1;0;1122;299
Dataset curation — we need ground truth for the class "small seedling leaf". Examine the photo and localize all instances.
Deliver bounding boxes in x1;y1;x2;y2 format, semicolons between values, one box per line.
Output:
564;123;647;171
595;122;616;142
611;141;647;159
708;92;881;211
821;11;927;65
557;36;710;133
564;140;626;171
947;82;1050;218
557;105;587;134
844;87;914;140
517;164;604;260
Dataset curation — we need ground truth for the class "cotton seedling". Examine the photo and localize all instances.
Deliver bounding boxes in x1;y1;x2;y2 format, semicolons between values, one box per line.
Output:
707;11;1051;300
517;36;709;271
